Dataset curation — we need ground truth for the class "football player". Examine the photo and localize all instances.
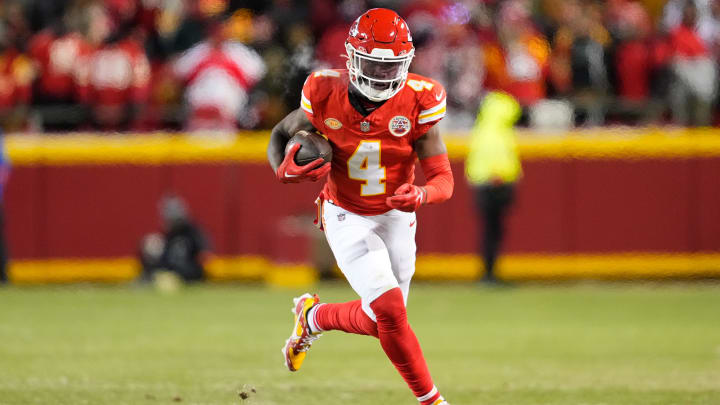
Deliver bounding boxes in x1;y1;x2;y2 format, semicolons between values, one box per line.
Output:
267;8;453;405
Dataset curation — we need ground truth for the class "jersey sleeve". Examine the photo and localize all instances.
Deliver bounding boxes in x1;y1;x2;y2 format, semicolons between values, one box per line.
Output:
414;79;446;138
300;70;337;130
300;77;315;118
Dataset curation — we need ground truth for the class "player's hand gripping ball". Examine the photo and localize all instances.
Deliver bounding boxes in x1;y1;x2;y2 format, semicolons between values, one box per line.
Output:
277;131;332;183
386;183;426;212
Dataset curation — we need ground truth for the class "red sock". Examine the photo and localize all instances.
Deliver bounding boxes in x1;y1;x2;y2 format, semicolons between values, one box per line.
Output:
371;288;441;405
313;300;378;337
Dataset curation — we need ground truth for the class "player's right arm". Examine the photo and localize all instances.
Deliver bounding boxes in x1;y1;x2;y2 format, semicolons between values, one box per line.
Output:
267;108;330;183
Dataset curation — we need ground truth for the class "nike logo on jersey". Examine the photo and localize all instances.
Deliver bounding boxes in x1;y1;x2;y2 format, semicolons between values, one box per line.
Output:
410;220;416;227
435;91;444;101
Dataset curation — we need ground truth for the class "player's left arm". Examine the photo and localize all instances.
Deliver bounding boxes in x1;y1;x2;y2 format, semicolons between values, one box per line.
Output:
415;126;454;204
386;126;454;212
414;126;454;204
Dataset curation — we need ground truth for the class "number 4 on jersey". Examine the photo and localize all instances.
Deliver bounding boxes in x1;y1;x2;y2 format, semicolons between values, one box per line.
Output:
348;141;386;196
314;69;340;78
406;79;434;92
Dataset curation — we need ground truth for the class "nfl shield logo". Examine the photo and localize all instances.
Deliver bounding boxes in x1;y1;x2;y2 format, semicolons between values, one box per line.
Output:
360;121;370;132
337;213;346;221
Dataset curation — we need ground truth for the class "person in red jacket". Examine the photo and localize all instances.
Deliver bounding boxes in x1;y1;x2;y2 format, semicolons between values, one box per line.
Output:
77;24;151;131
668;2;717;126
29;23;93;130
173;19;266;132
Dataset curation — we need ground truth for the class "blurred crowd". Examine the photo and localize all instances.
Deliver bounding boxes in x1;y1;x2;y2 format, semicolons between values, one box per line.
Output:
0;0;719;133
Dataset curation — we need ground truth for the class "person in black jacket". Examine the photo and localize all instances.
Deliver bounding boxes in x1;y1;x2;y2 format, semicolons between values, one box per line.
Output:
140;195;209;282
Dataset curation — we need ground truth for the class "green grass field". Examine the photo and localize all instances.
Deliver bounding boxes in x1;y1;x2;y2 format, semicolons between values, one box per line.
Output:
0;282;719;405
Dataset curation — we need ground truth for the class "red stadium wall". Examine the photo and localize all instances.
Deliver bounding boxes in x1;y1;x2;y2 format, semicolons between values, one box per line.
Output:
5;132;720;282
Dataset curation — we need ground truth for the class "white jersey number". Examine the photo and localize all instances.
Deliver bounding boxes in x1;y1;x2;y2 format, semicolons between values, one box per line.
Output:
348;141;386;196
406;79;434;92
314;69;340;78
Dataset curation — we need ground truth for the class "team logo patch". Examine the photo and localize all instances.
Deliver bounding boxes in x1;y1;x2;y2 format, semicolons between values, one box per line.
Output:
388;116;411;137
360;121;370;132
324;118;342;130
337;213;346;222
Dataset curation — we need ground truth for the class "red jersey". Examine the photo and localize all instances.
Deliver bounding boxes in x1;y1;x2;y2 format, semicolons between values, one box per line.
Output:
670;25;708;59
0;50;33;108
79;38;151;107
29;31;92;100
301;69;446;215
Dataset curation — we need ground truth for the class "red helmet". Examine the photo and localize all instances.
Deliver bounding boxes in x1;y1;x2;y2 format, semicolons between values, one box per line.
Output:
345;8;415;101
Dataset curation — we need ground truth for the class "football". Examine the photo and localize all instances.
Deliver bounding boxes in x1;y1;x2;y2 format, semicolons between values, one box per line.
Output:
285;130;332;166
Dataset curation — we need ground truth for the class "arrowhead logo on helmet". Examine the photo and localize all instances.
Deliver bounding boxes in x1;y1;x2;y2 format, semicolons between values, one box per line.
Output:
345;8;415;102
349;18;360;37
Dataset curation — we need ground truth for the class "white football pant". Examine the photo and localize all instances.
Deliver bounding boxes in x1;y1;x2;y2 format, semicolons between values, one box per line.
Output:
322;200;417;321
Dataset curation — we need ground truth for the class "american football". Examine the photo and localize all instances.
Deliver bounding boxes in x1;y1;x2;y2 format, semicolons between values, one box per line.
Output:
285;130;332;165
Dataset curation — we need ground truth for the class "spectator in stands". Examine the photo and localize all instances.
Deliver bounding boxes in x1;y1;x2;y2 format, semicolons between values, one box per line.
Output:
484;0;550;123
555;0;610;126
608;0;663;125
696;0;720;55
139;195;209;283
2;0;720;131
465;92;522;285
1;1;31;51
0;44;34;133
172;0;227;54
403;0;450;80
0;1;34;133
315;0;366;69
173;17;266;132
29;18;93;131
409;1;487;129
78;11;152;131
663;0;713;35
668;2;717;126
0;132;9;284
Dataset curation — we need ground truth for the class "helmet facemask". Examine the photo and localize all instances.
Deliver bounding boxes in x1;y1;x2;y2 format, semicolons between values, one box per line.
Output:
346;43;414;102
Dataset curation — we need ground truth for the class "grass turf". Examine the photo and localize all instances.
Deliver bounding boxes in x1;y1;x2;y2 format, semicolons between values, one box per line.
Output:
0;281;718;405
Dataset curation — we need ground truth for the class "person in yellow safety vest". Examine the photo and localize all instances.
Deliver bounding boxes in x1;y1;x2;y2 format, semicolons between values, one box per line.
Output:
465;91;522;284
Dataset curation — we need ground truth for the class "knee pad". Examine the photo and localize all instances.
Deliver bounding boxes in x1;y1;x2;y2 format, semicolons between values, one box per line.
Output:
370;288;407;332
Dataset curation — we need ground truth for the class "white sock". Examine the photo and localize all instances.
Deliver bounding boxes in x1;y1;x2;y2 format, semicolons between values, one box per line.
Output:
306;303;325;334
417;386;439;403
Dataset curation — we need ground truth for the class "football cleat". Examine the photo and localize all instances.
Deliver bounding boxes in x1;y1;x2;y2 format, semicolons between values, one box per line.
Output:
431;399;449;405
282;293;322;371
